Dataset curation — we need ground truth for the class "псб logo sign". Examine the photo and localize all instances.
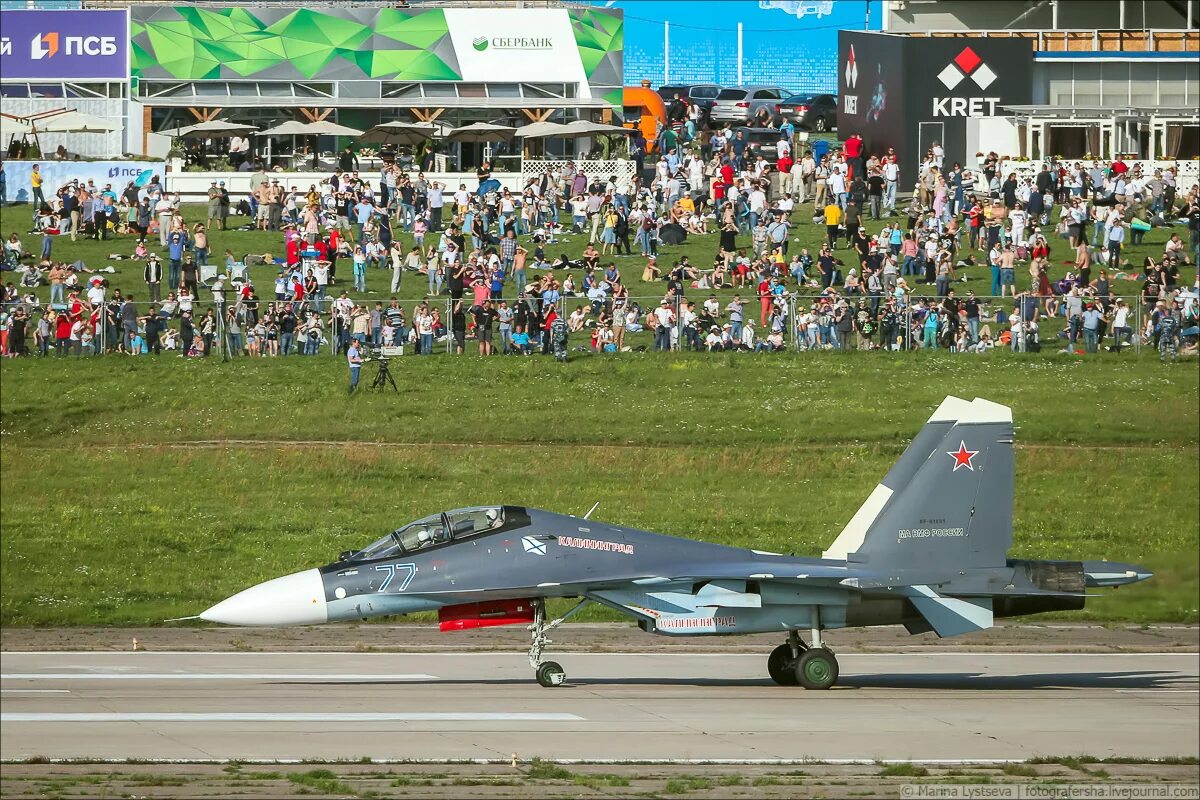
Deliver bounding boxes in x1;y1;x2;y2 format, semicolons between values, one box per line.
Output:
937;46;996;90
30;31;59;60
29;31;118;60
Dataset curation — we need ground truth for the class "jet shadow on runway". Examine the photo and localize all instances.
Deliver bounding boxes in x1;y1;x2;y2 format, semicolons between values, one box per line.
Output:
270;670;1193;691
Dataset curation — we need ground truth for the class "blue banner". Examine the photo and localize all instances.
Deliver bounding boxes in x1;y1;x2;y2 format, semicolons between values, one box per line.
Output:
0;8;128;81
2;161;159;205
609;0;881;93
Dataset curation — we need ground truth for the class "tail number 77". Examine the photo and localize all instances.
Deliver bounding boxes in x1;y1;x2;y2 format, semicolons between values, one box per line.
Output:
375;563;417;592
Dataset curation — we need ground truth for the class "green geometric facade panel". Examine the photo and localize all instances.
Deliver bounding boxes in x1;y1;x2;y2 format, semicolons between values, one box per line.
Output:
130;5;620;96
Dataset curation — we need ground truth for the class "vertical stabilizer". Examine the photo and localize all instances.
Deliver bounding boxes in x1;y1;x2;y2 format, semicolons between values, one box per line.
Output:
824;398;1015;571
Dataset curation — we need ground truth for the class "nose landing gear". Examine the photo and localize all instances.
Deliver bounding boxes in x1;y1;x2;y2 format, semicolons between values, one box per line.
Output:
528;598;590;688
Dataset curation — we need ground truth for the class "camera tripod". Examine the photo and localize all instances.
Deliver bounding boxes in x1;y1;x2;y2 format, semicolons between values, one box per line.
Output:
370;357;398;392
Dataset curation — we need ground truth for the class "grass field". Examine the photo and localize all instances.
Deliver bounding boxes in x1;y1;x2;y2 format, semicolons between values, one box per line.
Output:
2;355;1196;626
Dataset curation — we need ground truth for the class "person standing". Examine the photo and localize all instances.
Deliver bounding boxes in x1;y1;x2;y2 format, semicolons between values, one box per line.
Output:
206;180;222;229
346;332;363;393
1107;219;1125;268
144;253;162;303
428;181;444;232
155;193;174;247
30;164;45;217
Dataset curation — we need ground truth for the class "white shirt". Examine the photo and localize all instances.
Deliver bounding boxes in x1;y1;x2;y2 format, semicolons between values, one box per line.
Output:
883;161;899;181
654;306;674;327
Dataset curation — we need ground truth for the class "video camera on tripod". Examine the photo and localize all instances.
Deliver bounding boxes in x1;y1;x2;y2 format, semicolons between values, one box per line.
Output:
365;345;404;391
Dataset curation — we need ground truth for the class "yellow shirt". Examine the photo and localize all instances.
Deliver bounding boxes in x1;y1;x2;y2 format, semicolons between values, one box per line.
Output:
823;204;842;226
31;172;42;188
678;196;695;214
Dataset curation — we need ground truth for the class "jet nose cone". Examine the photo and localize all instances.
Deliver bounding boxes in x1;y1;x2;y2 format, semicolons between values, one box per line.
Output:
200;568;328;626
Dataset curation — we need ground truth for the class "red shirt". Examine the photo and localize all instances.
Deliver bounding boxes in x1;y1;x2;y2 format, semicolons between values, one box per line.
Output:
292;281;305;300
844;136;863;159
56;316;72;339
286;239;300;265
720;164;734;184
757;279;770;299
777;155;794;174
1110;160;1128;175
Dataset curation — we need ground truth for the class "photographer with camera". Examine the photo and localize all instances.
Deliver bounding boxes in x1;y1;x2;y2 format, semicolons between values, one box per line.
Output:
346;336;363;394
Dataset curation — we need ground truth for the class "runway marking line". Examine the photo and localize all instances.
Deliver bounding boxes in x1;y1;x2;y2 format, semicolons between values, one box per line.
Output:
0;712;583;723
0;689;70;694
2;651;1196;658
1;673;439;681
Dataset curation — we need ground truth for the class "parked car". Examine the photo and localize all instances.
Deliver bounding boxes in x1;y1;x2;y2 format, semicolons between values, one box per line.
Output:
710;85;786;125
732;127;789;161
657;83;722;124
776;93;838;132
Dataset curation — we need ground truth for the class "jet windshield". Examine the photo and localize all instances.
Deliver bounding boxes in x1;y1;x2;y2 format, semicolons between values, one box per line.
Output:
346;507;517;561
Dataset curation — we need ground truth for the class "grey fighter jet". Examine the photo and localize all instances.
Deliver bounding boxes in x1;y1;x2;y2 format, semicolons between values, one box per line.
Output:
201;397;1152;689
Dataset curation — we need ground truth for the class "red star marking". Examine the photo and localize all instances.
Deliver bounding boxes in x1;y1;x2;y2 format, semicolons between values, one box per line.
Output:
953;47;982;75
947;441;979;472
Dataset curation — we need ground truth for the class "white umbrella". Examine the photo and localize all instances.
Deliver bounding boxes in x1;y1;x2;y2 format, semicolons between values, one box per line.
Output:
446;122;516;143
360;121;443;145
168;119;259;138
513;121;569;139
30;110;121;134
558;119;633;138
257;120;363;137
0;115;32;139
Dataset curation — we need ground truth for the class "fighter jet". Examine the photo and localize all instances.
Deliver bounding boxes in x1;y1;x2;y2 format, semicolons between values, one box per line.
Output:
201;397;1152;689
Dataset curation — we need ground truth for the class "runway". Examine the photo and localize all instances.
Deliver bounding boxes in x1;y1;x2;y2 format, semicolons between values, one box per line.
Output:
1;651;1197;763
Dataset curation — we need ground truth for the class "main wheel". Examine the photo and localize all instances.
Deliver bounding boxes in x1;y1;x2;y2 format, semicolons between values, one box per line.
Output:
767;643;800;686
814;117;828;133
535;661;566;688
796;648;838;690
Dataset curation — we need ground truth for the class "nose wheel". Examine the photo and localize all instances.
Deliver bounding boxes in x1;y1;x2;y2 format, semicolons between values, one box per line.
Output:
528;598;589;688
535;660;566;687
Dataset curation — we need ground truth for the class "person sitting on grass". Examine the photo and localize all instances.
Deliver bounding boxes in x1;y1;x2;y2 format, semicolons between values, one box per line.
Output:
641;256;661;282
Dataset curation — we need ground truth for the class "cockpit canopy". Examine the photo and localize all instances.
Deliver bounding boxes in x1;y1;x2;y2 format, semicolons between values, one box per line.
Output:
345;506;529;562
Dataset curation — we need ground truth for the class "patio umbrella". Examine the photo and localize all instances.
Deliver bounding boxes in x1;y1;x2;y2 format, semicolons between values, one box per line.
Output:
0;114;32;139
259;120;364;168
446;122;516;143
257;120;363;137
30;110;121;133
168;119;259;138
557;119;633;138
360;121;442;145
513;121;569;139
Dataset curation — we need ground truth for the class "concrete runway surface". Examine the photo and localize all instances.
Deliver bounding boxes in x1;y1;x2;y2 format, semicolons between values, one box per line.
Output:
1;651;1197;763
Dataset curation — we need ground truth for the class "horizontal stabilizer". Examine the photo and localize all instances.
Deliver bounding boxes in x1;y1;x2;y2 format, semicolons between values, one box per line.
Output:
905;585;994;637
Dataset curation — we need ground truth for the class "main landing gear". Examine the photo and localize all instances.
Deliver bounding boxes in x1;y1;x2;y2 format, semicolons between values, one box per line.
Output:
528;598;589;688
768;625;839;690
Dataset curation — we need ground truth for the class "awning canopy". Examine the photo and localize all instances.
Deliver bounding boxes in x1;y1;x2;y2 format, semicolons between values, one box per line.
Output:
1002;104;1200;121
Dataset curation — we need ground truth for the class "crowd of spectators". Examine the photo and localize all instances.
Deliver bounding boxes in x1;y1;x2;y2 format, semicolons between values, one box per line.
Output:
2;144;1198;362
